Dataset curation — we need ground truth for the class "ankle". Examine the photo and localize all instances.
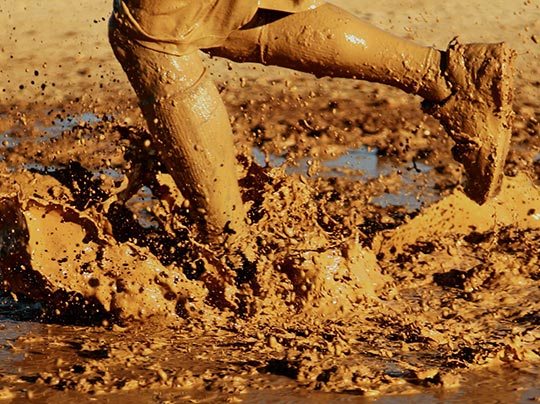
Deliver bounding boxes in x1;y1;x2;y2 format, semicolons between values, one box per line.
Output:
419;49;452;102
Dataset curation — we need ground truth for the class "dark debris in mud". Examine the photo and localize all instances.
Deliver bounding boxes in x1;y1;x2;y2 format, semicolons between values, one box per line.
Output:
0;81;539;400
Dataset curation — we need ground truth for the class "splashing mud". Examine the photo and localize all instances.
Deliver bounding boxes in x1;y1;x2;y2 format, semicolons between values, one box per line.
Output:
0;105;538;400
1;0;539;401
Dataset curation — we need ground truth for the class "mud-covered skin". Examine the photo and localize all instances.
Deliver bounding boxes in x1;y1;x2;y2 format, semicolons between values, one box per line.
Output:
424;39;516;205
109;23;249;242
1;0;540;401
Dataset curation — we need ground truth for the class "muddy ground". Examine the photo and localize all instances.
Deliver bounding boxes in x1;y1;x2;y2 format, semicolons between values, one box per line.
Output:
0;0;539;402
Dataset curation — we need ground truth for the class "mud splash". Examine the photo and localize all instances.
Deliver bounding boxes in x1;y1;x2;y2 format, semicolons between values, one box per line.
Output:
2;0;540;399
0;110;539;400
0;150;385;322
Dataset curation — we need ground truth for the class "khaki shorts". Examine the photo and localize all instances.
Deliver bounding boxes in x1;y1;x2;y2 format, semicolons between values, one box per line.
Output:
112;0;323;56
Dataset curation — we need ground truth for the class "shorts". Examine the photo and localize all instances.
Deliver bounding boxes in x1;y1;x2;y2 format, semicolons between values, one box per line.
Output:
112;0;323;56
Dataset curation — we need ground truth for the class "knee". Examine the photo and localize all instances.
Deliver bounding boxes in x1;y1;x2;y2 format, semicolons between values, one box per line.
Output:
208;25;268;64
108;14;134;70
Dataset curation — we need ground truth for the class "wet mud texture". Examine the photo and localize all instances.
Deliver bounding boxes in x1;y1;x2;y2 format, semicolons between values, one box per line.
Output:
0;81;539;400
1;0;540;401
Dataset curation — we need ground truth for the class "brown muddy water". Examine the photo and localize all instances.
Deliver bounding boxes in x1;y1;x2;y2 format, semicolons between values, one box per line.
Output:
0;109;539;402
2;0;539;400
0;320;538;403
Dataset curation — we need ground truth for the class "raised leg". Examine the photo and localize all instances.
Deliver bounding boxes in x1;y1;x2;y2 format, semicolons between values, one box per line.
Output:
207;4;452;101
208;4;515;204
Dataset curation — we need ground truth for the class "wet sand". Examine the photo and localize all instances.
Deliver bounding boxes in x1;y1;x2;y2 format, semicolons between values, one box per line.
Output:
1;0;539;401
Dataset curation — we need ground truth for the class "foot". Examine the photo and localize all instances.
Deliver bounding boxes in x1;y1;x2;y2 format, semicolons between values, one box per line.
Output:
423;38;516;204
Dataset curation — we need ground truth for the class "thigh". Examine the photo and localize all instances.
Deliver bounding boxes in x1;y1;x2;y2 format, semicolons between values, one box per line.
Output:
113;0;260;56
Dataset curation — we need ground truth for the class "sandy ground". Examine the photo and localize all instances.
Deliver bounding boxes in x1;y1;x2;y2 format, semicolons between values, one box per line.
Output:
1;0;539;402
2;0;539;107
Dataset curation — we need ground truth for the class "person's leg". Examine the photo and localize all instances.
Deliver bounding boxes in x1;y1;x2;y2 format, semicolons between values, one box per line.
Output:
208;4;452;101
208;4;515;204
109;25;247;244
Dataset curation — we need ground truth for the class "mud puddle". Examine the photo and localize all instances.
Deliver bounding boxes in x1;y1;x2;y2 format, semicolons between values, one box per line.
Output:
0;106;538;402
2;112;440;211
0;316;538;403
254;144;439;212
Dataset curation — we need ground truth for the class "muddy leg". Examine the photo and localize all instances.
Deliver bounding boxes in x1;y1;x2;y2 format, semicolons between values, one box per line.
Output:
209;4;514;204
208;4;452;101
109;25;246;244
